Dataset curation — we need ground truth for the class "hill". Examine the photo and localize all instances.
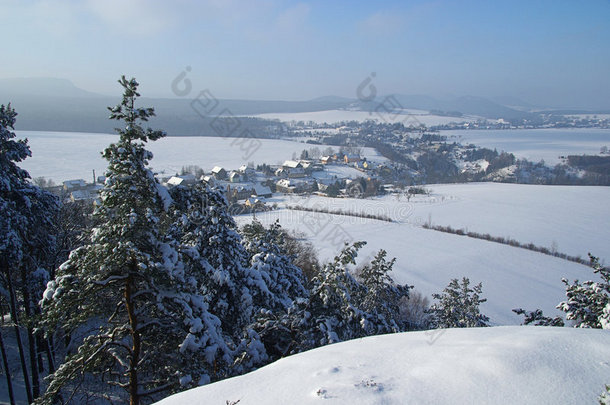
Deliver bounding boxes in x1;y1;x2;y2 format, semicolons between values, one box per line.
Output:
1;77;585;133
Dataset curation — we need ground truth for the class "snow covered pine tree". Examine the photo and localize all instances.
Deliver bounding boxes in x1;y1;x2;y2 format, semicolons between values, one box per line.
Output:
0;104;60;403
168;185;297;376
557;254;610;329
427;277;489;328
305;242;371;346
357;249;411;334
241;220;309;360
38;77;225;404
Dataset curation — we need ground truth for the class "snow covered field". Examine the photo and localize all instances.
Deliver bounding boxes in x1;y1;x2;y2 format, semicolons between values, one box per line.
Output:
237;183;609;325
253;109;475;126
156;326;610;405
17;131;385;183
265;183;610;261
444;128;610;164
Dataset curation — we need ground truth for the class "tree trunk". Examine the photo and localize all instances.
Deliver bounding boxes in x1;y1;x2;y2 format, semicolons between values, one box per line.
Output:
4;270;33;404
20;267;40;399
43;336;56;374
0;328;16;405
125;269;141;405
26;328;40;399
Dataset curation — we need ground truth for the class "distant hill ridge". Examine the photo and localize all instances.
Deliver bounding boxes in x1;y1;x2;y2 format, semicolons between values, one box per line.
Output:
1;77;607;133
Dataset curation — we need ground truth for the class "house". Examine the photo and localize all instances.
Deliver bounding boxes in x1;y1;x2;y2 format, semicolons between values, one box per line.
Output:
276;179;314;194
287;167;305;178
238;164;256;176
276;179;296;193
202;175;217;186
211;166;227;179
253;184;273;198
228;171;242;183
225;183;255;201
68;183;102;203
166;174;197;187
63;179;87;192
355;160;372;170
244;197;265;209
278;160;304;178
321;156;331;164
275;167;287;177
299;160;312;170
344;154;361;164
282;160;302;169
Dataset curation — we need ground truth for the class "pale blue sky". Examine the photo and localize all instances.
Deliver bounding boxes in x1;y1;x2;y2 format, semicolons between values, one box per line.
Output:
1;0;609;108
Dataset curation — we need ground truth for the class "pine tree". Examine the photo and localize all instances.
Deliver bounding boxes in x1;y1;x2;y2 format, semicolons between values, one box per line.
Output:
557;254;609;329
38;77;225;404
306;242;370;346
427;277;489;328
357;249;411;334
241;220;309;360
242;220;308;310
168;184;273;376
0;103;60;402
600;384;610;405
512;308;564;326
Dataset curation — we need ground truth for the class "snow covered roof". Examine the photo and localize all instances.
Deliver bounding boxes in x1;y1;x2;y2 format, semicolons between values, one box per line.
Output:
63;179;87;190
202;175;216;184
253;184;272;196
211;166;225;174
166;174;197;186
276;179;293;188
282;160;302;169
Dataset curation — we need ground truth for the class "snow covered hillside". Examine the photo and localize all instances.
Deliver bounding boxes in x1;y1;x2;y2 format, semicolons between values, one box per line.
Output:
445;128;610;164
252;109;478;126
155;326;610;405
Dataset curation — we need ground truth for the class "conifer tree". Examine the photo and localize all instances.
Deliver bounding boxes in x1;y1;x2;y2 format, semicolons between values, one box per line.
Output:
557;254;609;329
38;77;224;404
357;249;411;333
306;242;370;346
600;384;610;405
1;103;60;402
512;308;564;326
242;220;308;310
427;277;489;328
241;220;309;360
168;183;271;376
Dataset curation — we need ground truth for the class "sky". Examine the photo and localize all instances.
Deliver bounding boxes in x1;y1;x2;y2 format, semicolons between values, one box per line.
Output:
1;0;609;108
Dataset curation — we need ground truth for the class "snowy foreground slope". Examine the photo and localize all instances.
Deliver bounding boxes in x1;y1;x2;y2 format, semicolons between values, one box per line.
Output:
156;326;610;405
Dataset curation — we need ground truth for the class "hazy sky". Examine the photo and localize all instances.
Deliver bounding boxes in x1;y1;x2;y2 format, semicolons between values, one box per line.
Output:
1;0;609;108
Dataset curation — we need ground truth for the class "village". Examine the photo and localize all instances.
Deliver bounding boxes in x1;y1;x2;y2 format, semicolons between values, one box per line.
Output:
50;149;398;214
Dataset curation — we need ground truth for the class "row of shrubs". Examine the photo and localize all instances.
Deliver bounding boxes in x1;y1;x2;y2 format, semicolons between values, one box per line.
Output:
422;223;589;266
285;205;394;222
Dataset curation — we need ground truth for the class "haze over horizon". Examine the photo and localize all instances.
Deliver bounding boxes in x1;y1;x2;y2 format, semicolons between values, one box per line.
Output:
1;0;609;109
